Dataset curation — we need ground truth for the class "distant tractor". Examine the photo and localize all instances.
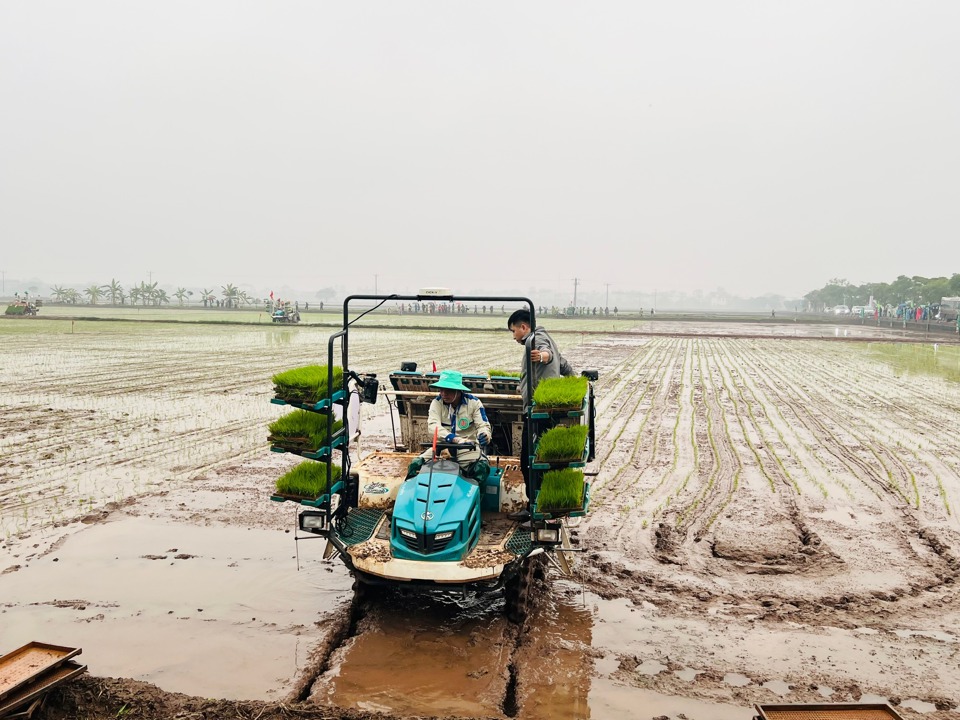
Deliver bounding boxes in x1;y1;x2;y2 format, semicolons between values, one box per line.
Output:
271;301;300;324
4;300;39;317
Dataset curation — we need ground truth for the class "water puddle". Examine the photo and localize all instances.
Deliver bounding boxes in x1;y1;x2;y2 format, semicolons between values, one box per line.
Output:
310;583;598;719
762;679;791;696
901;698;938;713
636;659;668;676
589;678;754;720
515;586;594;719
723;672;752;687
594;654;620;676
1;513;350;699
675;667;701;682
312;593;514;717
894;629;956;643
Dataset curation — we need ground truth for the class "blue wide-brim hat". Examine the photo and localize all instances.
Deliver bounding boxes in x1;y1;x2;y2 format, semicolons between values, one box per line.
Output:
430;369;470;392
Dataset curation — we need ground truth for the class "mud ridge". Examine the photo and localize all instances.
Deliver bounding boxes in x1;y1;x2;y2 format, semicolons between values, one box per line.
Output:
288;602;358;703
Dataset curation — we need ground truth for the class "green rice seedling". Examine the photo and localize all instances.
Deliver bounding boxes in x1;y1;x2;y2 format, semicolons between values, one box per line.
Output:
532;376;588;409
537;468;585;511
275;461;342;498
488;368;521;378
536;424;589;462
272;365;344;404
268;410;343;453
5;305;26;316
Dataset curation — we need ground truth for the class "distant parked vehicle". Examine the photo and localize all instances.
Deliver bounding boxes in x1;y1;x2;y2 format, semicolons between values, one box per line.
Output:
937;297;960;322
832;305;850;315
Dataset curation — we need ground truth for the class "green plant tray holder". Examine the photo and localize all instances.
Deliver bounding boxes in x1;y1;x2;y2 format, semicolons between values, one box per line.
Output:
270;480;344;507
270;389;345;412
531;437;590;470
529;394;588;420
270;432;345;460
532;482;590;520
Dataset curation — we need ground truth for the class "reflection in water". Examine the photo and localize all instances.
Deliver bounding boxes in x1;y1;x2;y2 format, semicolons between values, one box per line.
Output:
517;583;595;720
868;342;960;383
312;591;513;717
265;329;294;346
309;583;597;719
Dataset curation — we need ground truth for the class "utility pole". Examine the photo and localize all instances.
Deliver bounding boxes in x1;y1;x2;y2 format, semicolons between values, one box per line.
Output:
374;274;378;295
572;277;579;307
605;283;611;309
148;270;153;283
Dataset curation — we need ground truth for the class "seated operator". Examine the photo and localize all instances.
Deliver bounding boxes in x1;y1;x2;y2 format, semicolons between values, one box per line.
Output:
406;370;492;482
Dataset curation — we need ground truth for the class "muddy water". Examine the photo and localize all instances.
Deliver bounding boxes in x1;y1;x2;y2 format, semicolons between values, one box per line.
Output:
309;576;761;719
1;508;351;699
310;581;598;719
312;596;513;716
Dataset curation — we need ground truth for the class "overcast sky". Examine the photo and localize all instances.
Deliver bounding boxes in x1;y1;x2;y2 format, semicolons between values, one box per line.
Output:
2;1;958;299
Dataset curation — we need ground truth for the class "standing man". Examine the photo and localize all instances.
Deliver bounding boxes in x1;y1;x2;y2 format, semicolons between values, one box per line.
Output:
507;309;576;407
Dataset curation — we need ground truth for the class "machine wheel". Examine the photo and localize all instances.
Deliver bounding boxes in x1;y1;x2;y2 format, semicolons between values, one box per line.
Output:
532;553;548;581
352;578;381;609
504;557;536;624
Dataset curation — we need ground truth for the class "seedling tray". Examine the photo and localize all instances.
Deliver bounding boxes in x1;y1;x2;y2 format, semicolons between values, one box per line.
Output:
532;437;590;470
270;433;345;459
532;482;591;520
754;704;905;720
270;389;345;412
529;395;588;419
270;480;344;507
0;642;81;702
0;661;86;717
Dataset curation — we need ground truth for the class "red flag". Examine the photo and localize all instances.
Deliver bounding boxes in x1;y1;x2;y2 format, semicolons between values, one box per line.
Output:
432;360;437;372
269;291;274;300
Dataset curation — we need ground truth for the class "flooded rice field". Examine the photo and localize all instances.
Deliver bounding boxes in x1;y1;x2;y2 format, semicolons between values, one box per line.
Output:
2;318;960;719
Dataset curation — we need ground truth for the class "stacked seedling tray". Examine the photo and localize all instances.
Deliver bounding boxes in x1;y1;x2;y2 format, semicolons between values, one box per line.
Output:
532;424;590;469
273;461;344;507
270;365;345;410
533;468;590;518
268;410;344;459
530;376;589;422
268;364;346;506
527;376;592;518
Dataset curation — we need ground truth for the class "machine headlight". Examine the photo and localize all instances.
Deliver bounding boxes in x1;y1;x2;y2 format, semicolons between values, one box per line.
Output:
535;527;560;544
434;531;454;541
399;528;417;540
299;511;326;531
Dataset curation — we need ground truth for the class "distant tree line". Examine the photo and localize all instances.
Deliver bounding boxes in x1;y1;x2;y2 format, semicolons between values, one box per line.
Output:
804;274;960;311
47;280;256;308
